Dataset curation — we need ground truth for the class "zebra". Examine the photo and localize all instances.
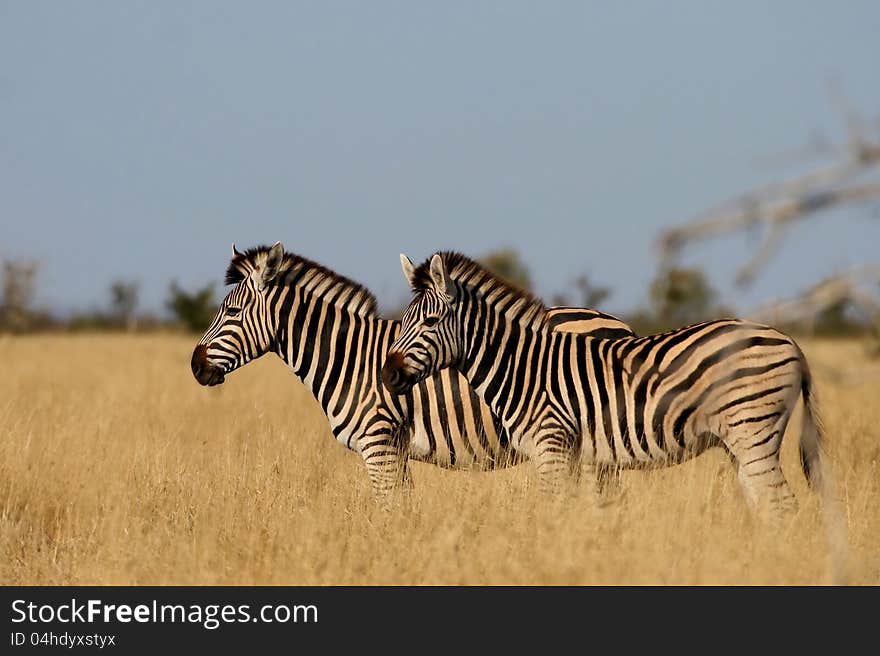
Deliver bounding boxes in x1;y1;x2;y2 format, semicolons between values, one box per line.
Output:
382;251;827;517
190;242;635;501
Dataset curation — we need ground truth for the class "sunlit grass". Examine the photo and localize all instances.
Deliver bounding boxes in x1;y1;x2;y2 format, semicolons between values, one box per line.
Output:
0;334;877;584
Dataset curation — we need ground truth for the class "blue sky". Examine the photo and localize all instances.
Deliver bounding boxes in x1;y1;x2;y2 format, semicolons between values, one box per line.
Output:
2;2;879;316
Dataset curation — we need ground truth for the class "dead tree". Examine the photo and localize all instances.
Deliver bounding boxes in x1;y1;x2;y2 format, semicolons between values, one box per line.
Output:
747;265;880;335
658;82;880;287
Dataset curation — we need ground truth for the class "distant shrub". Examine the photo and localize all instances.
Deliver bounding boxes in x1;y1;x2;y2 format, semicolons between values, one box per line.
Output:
166;281;216;333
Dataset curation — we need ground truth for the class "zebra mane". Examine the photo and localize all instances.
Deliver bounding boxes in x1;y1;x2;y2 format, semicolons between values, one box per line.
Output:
226;245;379;318
411;251;547;327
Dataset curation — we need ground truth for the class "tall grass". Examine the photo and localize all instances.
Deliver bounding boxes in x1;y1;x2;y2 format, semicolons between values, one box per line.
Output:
0;335;877;584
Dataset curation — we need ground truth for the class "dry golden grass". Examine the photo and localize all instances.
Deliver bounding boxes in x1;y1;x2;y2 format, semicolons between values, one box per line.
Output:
1;334;877;585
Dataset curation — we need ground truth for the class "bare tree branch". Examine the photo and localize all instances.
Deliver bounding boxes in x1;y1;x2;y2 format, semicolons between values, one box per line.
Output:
657;86;880;288
747;265;880;330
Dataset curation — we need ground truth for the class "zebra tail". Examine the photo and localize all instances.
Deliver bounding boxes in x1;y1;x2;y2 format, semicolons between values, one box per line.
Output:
798;362;824;490
798;347;849;584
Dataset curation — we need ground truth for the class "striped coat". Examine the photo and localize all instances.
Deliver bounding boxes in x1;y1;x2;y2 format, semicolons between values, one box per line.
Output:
383;252;826;516
191;243;635;500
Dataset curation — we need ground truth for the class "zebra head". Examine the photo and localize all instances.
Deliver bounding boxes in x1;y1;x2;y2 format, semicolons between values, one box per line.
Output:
382;253;461;394
191;241;285;387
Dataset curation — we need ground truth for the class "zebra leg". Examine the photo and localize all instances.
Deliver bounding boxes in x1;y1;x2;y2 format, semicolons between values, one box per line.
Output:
567;446;583;485
533;429;576;494
398;454;414;493
358;413;411;505
592;463;623;507
723;414;798;519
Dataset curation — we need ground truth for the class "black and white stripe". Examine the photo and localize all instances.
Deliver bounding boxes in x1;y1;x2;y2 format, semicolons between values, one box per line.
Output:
191;242;635;500
383;251;826;516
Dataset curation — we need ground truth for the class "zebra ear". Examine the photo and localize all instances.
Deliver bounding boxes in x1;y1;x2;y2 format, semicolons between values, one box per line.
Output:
261;241;285;287
400;254;417;288
429;253;456;301
231;243;241;258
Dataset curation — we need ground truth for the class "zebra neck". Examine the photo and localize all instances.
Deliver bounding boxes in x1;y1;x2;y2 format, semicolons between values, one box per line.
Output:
458;296;548;427
272;286;391;426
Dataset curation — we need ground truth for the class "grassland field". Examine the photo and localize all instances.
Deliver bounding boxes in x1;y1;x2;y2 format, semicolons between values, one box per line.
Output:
1;334;878;585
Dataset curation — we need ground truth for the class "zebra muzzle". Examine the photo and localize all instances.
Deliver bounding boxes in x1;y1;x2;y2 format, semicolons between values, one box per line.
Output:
381;351;414;394
191;344;226;387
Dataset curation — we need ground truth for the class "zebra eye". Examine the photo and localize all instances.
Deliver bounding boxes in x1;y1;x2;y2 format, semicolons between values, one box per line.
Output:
226;306;242;317
423;316;440;328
